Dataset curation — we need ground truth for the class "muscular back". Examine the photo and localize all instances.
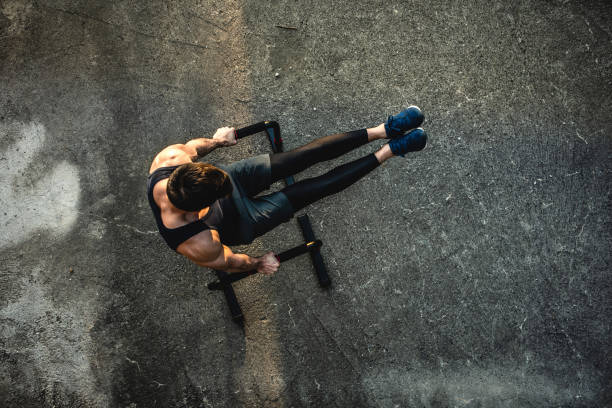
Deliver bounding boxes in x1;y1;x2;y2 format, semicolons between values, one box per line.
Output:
149;140;225;266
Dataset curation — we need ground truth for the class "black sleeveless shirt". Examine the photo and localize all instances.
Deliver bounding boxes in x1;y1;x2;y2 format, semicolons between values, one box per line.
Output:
147;165;240;251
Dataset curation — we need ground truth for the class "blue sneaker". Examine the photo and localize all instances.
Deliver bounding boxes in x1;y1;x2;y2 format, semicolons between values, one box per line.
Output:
384;106;424;138
389;128;427;156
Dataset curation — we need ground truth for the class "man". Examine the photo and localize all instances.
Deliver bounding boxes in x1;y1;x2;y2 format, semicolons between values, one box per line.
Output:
147;107;427;276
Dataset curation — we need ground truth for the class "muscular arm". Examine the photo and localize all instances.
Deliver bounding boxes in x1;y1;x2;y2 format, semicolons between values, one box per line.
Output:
197;244;262;273
183;137;223;160
149;126;237;172
185;126;237;159
177;231;279;274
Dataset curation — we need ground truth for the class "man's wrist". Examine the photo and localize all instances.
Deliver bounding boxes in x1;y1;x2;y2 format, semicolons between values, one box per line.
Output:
251;255;262;268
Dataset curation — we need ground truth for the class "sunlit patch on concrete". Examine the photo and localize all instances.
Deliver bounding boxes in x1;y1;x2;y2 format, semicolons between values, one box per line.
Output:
0;121;80;249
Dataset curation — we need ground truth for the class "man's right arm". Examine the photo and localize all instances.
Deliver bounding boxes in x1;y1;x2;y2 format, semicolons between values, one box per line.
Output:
203;244;260;273
179;235;279;275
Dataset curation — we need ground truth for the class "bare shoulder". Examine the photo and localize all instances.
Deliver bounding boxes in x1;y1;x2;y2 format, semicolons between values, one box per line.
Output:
149;144;196;173
177;229;223;264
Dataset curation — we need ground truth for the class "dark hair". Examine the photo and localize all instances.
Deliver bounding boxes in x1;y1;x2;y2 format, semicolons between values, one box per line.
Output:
166;163;233;211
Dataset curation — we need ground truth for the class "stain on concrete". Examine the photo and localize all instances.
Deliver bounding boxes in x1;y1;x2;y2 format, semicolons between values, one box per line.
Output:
0;121;80;249
363;365;595;407
0;268;108;406
0;0;33;36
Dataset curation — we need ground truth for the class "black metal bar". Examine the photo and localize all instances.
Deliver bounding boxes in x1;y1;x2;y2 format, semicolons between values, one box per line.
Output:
234;121;268;139
263;121;282;152
214;270;243;321
208;240;322;290
262;122;329;287
211;120;331;321
298;215;331;288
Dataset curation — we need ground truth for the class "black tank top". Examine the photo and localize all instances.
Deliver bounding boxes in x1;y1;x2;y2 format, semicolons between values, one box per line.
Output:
147;165;239;251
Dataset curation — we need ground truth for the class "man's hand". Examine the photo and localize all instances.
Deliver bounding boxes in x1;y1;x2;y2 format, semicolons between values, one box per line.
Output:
257;252;280;275
212;126;237;147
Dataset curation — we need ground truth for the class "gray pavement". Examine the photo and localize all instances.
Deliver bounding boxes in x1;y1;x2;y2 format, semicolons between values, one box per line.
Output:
1;0;611;407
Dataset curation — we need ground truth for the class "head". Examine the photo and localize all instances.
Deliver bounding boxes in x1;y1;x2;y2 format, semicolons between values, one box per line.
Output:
166;163;233;212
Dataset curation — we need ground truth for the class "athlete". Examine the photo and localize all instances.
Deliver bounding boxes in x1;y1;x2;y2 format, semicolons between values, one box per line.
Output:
147;107;427;276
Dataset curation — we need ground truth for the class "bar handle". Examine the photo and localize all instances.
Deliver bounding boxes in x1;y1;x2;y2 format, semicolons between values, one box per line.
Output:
207;240;322;290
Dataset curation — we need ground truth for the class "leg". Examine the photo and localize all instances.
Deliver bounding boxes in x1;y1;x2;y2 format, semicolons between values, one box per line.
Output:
281;144;393;212
269;124;387;183
247;126;424;239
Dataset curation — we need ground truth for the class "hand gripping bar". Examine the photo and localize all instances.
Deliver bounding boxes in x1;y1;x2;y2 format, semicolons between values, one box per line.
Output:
207;240;322;291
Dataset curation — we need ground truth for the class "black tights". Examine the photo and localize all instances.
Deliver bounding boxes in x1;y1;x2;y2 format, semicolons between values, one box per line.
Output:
269;129;381;211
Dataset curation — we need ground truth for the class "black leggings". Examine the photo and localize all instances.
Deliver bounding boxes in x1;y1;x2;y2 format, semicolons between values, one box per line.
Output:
269;129;380;211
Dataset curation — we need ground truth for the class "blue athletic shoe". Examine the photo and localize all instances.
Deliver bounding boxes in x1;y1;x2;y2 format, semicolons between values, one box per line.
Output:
389;128;427;157
384;106;424;138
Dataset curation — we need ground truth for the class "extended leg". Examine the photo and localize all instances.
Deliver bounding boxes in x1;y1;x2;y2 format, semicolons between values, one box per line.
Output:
281;144;394;212
248;127;426;239
269;124;387;183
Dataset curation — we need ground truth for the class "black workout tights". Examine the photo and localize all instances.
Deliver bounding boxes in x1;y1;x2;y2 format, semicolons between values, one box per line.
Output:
269;129;380;211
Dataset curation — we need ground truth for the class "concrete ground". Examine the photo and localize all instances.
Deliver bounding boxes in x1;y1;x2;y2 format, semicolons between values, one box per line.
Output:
1;0;611;407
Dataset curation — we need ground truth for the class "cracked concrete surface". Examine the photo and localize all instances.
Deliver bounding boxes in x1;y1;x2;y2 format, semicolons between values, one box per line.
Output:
1;0;611;407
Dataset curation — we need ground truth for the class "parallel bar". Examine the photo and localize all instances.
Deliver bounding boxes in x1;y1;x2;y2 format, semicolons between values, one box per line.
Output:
208;240;322;290
235;121;268;139
298;215;331;288
264;121;282;152
211;120;331;321
214;270;243;321
264;122;330;287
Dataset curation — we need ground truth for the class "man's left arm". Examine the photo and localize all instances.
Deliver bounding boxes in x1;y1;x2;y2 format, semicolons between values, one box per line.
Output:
185;126;237;160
